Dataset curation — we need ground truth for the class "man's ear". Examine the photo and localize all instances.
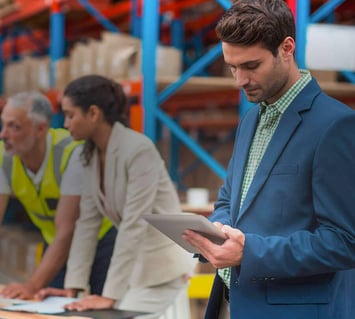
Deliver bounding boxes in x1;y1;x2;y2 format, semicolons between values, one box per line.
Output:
280;36;295;60
35;121;49;138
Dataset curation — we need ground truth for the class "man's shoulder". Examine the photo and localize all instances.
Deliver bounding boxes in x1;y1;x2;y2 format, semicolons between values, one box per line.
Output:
313;87;354;115
49;127;70;138
49;129;82;152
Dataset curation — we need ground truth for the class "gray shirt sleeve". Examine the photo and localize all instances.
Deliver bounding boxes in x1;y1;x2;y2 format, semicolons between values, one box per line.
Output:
60;145;84;196
0;167;11;194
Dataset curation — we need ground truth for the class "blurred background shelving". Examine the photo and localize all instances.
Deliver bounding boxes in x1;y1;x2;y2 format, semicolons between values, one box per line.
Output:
0;0;354;202
1;1;355;193
0;1;355;318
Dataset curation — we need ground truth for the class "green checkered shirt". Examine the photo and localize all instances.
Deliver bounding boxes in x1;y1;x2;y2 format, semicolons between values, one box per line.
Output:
218;70;312;289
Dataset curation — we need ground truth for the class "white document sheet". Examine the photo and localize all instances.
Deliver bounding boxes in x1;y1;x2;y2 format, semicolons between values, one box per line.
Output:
4;296;79;314
0;297;34;308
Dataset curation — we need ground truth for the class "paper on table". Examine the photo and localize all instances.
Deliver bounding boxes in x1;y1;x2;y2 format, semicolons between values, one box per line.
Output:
0;297;34;308
0;310;93;319
3;296;79;314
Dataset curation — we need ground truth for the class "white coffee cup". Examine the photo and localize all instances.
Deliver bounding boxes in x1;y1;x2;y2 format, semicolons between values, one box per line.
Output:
186;188;209;207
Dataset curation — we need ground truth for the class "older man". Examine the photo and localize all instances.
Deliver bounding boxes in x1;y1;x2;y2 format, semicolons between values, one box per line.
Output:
0;91;115;299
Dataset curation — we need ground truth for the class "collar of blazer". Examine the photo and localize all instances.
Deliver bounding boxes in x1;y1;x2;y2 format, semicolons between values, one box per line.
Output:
106;122;126;155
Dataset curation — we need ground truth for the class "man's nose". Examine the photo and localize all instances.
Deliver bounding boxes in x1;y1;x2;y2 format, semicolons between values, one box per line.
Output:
63;118;69;129
0;126;7;139
234;69;249;88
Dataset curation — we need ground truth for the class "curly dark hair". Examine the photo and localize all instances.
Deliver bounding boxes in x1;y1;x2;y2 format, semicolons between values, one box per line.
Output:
216;0;295;57
63;74;129;165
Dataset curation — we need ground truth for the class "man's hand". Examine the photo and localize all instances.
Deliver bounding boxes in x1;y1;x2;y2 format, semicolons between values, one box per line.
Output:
182;222;245;268
0;282;37;300
64;295;115;311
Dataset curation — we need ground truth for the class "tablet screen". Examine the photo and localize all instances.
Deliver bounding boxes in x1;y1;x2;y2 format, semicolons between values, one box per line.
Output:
143;213;227;253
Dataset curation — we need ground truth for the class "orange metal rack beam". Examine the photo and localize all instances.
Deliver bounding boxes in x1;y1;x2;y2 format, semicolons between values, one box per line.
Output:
0;0;49;28
159;0;214;12
0;0;111;29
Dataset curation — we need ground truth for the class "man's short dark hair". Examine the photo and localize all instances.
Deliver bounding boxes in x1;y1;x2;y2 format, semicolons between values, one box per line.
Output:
216;0;295;56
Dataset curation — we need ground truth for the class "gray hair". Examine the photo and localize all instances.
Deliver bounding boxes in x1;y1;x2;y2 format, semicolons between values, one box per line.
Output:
7;91;53;124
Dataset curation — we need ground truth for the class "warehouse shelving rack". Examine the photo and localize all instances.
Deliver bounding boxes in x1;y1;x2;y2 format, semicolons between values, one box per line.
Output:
1;0;355;185
0;0;238;187
141;0;355;183
295;0;355;85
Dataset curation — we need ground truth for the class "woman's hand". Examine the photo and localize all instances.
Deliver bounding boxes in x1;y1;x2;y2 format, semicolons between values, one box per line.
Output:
64;295;115;311
34;287;78;300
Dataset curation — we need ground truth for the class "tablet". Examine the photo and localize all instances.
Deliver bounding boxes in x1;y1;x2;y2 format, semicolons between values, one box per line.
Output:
143;213;227;253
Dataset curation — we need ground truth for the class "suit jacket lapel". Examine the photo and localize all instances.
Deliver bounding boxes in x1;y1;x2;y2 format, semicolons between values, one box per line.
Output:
237;110;301;223
236;79;321;224
230;106;259;222
90;150;105;214
104;123;120;207
89;123;121;216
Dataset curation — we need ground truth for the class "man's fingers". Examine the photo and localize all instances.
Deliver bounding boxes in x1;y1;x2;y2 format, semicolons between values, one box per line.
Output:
213;221;224;229
221;225;243;238
1;288;19;299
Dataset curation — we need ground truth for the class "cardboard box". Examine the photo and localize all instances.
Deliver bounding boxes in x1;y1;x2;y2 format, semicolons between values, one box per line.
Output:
54;58;70;91
307;24;355;71
26;56;50;91
156;45;182;77
69;42;86;80
100;32;182;80
99;32;141;80
0;0;16;18
101;31;141;48
81;39;100;76
3;59;31;96
0;226;43;281
109;44;140;80
310;69;338;82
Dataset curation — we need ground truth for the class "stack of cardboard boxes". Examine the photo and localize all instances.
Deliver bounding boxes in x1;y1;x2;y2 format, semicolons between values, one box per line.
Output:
0;0;16;18
3;32;182;96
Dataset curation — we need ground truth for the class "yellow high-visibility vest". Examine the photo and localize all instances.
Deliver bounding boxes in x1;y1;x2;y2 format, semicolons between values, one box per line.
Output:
0;128;112;244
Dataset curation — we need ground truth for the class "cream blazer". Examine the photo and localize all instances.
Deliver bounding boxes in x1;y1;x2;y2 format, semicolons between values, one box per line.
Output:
64;122;193;301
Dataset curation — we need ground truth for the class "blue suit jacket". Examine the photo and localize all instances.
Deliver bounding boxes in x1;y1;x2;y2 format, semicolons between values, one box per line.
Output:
205;79;355;319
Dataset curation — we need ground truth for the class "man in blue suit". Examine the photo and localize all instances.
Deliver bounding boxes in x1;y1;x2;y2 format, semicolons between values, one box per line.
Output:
183;1;355;318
